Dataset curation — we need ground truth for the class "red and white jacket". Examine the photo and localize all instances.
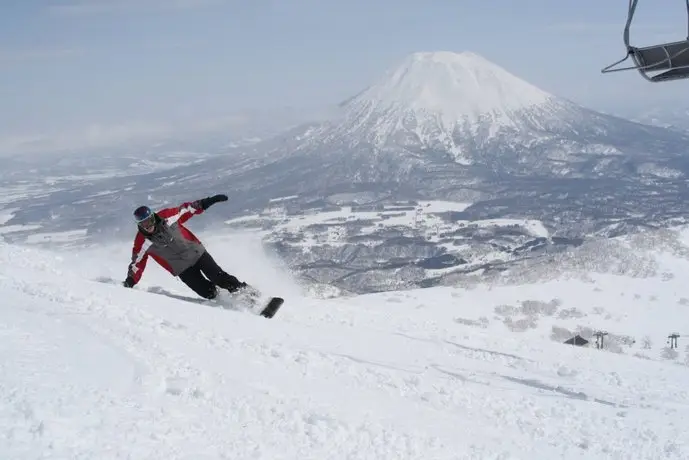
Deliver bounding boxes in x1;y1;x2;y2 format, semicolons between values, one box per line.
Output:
126;200;208;285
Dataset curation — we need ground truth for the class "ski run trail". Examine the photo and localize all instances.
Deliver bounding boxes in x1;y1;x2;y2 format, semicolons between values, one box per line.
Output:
2;232;689;460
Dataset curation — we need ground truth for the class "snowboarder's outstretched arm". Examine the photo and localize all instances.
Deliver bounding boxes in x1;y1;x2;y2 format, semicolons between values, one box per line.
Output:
156;194;228;225
124;232;151;287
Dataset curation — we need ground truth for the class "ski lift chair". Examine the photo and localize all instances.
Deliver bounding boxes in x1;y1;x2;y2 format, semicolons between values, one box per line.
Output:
602;0;689;82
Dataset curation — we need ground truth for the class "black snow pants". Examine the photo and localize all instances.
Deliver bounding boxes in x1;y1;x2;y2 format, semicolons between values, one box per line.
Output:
178;251;245;299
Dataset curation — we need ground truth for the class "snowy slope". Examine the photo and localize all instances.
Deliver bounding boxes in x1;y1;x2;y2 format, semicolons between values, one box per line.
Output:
3;232;689;459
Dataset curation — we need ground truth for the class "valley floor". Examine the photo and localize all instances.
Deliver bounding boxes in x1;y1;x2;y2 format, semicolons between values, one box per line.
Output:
2;235;689;459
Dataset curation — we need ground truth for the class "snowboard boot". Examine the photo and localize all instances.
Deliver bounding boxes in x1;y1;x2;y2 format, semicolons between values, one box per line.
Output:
232;283;261;305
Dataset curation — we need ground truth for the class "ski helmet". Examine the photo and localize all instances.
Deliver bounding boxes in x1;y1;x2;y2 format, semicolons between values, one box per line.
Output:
133;205;155;229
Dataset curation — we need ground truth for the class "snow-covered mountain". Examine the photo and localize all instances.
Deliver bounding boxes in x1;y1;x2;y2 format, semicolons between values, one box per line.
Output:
209;50;689;212
322;51;554;159
5;50;689;295
183;51;689;292
7;51;689;231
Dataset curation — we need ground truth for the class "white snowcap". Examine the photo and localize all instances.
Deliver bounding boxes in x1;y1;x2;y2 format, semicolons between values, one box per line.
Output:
342;50;553;128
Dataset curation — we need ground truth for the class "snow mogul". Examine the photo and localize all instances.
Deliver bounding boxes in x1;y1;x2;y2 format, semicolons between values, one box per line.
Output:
122;194;249;299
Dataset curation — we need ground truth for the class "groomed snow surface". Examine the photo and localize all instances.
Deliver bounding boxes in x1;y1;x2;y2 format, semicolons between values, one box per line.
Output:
2;231;689;459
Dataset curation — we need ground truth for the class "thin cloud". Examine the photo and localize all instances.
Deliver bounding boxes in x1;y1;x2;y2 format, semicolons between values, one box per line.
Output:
0;115;268;156
0;121;174;156
547;22;672;33
48;0;227;16
0;47;83;63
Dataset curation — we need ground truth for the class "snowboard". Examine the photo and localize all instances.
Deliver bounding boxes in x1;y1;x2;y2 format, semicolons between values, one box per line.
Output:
260;296;284;319
95;276;284;318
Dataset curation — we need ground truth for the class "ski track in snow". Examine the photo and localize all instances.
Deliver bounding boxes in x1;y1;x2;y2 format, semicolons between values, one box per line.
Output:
2;239;689;459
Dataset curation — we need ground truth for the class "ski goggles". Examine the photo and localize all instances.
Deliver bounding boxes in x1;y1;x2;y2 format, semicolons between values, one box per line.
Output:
133;205;155;229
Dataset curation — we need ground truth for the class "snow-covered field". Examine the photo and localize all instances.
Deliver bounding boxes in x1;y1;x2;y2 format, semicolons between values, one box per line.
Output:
3;230;689;459
226;200;548;247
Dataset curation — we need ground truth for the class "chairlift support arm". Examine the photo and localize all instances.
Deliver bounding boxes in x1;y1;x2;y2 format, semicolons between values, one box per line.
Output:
601;0;689;80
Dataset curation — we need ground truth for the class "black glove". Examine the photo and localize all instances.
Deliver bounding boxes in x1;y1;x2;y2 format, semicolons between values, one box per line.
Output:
123;276;135;288
199;194;228;210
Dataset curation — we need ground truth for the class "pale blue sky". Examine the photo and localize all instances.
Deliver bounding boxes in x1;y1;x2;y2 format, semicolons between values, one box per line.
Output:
2;0;688;151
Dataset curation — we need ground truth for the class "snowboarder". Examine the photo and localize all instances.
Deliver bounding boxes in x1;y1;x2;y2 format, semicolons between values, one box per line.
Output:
122;194;248;300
